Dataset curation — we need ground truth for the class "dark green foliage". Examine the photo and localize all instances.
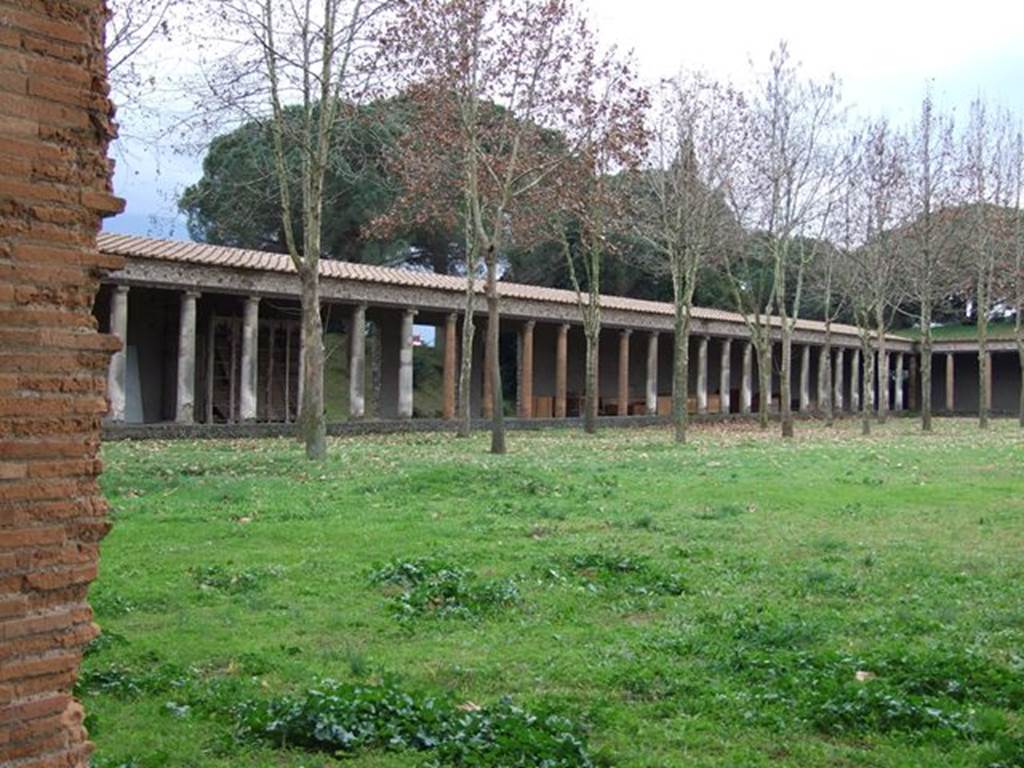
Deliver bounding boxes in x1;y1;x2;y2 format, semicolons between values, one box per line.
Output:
368;557;519;620
235;679;593;767
542;552;685;596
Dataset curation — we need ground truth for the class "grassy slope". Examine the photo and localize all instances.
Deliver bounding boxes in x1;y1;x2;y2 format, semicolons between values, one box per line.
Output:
895;321;1019;341
86;420;1024;767
323;332;445;421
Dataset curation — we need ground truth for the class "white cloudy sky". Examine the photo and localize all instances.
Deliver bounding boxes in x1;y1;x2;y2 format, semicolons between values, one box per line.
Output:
106;0;1024;237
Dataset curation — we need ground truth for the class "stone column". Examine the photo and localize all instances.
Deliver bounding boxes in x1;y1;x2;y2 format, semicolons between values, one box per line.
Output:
618;329;632;416
521;320;535;419
175;290;200;424
107;284;130;421
646;332;659;416
834;348;845;413
697;336;709;415
240;295;260;421
350;304;367;419
556;324;569;418
850;349;861;412
894;353;905;412
441;312;457;420
398;309;416;419
878;350;891;415
765;344;774;412
741;341;753;415
799;345;811;413
946;352;955;412
719;339;732;414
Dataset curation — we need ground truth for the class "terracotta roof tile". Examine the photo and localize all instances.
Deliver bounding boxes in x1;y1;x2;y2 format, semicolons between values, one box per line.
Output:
98;233;896;342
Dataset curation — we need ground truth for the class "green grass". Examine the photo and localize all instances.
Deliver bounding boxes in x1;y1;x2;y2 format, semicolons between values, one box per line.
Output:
85;420;1024;767
895;321;1019;341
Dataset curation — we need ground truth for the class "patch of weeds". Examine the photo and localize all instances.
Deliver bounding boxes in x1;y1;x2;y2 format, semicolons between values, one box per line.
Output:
84;629;128;657
76;661;187;699
800;568;860;598
718;645;1023;742
542;552;685;597
88;592;138;617
368;557;519;621
694;503;748;521
191;564;284;594
631;514;658;531
235;679;593;767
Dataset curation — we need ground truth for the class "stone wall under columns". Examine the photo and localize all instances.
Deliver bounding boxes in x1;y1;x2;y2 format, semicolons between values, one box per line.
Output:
0;0;124;764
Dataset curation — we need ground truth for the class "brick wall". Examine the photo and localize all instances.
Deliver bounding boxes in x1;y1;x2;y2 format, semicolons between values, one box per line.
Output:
0;0;123;765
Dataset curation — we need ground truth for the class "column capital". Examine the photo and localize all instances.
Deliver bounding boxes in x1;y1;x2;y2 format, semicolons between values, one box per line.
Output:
246;294;261;305
560;323;571;332
524;319;536;331
403;307;417;319
183;289;201;300
649;330;660;339
620;328;633;337
113;283;130;295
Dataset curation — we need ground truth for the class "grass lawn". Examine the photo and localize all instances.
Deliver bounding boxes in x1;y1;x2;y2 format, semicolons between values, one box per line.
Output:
84;419;1024;767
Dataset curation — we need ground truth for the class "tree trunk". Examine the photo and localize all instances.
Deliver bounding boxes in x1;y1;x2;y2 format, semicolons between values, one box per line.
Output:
780;328;794;438
920;307;933;432
1018;344;1024;428
861;338;875;436
757;340;771;430
486;250;506;454
583;329;599;435
298;267;326;460
978;280;990;430
457;280;476;438
672;308;689;444
822;329;834;427
875;307;889;424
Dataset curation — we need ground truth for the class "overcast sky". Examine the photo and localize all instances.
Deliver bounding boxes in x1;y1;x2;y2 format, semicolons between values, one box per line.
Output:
105;0;1024;238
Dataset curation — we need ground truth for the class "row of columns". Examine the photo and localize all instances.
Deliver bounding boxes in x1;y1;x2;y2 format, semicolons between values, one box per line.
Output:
105;286;930;425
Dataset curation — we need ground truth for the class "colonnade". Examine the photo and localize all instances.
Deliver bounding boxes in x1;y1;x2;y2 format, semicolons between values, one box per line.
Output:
104;285;930;425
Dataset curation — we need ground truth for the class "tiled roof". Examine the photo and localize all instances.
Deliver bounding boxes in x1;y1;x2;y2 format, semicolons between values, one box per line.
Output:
98;233;880;340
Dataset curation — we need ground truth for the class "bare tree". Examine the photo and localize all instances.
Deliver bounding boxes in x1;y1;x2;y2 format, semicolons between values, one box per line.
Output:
191;0;392;459
106;0;178;109
960;100;1019;429
1013;127;1024;427
841;120;908;435
547;51;648;435
632;74;745;443
390;0;610;454
724;43;843;436
904;91;957;432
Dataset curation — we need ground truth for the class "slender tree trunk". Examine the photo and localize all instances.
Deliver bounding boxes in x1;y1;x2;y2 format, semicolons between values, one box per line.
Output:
822;328;834;427
875;306;889;424
757;339;771;430
584;328;599;435
780;328;794;438
978;277;990;430
298;267;326;460
486;250;506;454
861;337;875;436
457;278;476;438
672;307;689;444
1018;343;1024;428
920;306;933;432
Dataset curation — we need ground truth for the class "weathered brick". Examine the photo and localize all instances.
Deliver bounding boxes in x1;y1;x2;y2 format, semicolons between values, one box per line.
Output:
0;526;66;548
